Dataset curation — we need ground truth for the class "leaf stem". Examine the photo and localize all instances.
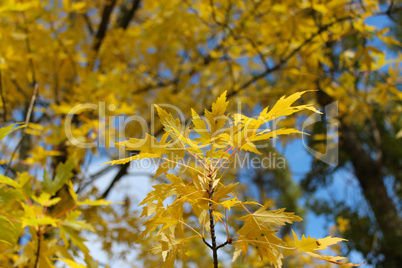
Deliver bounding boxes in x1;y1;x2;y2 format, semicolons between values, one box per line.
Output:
232;239;296;250
54;204;78;219
212;147;239;176
214;211;229;241
160;156;204;175
212;146;233;171
184;148;210;170
170;190;202;207
178;220;202;237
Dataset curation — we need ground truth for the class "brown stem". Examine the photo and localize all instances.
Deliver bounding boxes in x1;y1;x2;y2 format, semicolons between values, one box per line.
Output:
34;229;41;268
208;177;218;268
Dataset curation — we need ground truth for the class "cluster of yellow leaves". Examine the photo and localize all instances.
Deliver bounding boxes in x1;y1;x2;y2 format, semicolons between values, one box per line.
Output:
108;91;362;267
0;124;112;267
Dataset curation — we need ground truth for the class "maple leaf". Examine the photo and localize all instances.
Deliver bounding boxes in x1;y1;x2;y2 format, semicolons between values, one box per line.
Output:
105;133;168;165
150;233;188;268
43;158;74;195
316;236;347;250
292;230;364;266
237;203;302;230
204;91;229;136
292;230;320;252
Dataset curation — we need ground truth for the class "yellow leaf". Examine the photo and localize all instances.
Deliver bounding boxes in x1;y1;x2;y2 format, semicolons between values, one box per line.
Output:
292;230;319;252
306;252;365;266
204;91;229;136
0;174;20;188
105;152;161;165
55;258;86;268
316;236;347;250
221;198;241;210
238;205;302;228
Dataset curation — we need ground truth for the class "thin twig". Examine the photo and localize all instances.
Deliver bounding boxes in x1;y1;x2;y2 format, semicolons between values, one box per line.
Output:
185;148;210;170
34;229;41;268
169;190;202;207
202;237;213;249
212;146;233;171
178;220;203;237
0;70;6;121
216;240;230;250
83;13;94;35
54;204;78;219
212;147;239;176
232;239;296;250
160;156;204;175
24;83;38;127
214;211;230;241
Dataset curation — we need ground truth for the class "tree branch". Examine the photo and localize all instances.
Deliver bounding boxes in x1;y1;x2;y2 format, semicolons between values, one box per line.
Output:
216;240;230;250
34;229;41;268
83;12;94;35
202;237;213;249
117;0;142;30
92;0;117;52
4;83;38;176
101;162;129;199
207;176;219;268
0;70;6;122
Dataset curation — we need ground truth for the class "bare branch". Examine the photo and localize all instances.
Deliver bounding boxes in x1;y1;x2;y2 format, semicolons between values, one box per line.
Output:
92;0;118;52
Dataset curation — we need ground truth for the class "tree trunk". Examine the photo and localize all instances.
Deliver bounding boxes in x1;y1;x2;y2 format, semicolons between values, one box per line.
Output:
340;123;402;265
316;90;402;265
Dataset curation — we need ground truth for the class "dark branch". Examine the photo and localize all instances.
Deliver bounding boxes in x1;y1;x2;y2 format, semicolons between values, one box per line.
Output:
0;70;6;122
83;13;94;35
34;230;41;268
202;237;213;249
216;240;230;250
92;0;117;52
101;162;129;199
208;177;219;268
117;0;142;30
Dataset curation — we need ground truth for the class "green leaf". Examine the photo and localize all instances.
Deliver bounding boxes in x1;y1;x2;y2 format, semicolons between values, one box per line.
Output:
60;225;90;254
62;211;95;232
0;123;25;141
32;192;61;207
43;158;74;195
0;174;20;188
0;187;24;204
